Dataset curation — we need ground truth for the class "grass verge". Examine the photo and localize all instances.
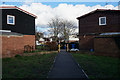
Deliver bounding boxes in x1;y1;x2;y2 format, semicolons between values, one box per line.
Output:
72;53;120;80
2;53;56;78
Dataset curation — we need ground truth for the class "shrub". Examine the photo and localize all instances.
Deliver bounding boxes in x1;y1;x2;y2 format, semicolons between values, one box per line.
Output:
45;42;57;51
15;54;21;57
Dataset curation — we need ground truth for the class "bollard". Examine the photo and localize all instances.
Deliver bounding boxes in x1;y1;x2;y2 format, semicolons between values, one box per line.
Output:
58;44;60;52
67;44;69;52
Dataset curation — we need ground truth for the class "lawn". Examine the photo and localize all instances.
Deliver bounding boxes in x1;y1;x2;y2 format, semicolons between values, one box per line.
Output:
2;53;56;78
72;53;120;80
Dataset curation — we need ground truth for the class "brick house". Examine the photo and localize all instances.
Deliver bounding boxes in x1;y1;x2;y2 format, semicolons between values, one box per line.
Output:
0;6;37;57
77;9;120;57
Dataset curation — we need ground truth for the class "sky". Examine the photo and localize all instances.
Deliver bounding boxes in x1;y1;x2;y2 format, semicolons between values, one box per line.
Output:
0;0;120;36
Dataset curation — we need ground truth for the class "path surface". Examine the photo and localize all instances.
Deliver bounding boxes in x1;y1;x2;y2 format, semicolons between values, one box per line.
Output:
48;49;88;79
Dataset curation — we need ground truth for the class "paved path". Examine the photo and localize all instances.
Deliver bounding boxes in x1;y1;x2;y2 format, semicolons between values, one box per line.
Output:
48;50;88;79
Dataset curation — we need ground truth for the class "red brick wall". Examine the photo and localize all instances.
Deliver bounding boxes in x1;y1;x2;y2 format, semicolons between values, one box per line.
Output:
1;35;35;58
79;35;95;50
2;35;24;57
94;37;120;57
24;35;35;49
0;36;2;58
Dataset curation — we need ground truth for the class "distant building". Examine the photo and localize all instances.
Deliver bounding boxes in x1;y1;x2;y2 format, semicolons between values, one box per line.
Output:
0;6;37;57
77;9;120;57
69;34;79;43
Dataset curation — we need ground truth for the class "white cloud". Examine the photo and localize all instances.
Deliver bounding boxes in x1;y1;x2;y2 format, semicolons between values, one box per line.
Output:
20;3;54;26
19;3;118;33
0;4;15;6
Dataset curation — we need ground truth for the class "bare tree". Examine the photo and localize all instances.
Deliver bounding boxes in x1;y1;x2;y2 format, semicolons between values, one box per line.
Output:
48;17;62;42
48;17;76;43
60;20;76;43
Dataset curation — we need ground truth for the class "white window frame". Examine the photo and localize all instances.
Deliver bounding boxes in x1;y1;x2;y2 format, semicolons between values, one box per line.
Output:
99;17;106;26
7;15;15;25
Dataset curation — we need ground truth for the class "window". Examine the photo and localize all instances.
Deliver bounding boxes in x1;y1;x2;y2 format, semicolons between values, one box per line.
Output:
99;17;106;26
7;15;15;25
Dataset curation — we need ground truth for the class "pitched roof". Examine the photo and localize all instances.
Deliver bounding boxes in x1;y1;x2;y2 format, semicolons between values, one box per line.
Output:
0;6;37;18
77;9;120;19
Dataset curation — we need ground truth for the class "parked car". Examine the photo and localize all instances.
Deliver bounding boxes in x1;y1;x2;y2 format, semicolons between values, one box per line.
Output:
70;48;79;51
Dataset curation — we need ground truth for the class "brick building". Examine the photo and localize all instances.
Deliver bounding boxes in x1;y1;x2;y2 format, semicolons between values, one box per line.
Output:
77;9;120;57
0;6;37;57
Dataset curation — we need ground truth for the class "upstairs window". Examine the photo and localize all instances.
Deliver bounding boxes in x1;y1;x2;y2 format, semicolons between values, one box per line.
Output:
7;15;15;25
99;17;106;26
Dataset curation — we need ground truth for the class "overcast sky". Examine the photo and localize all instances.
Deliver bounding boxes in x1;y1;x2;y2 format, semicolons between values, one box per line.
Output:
0;1;119;36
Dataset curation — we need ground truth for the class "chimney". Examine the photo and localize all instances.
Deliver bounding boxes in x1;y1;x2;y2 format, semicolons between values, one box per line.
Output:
118;1;120;10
